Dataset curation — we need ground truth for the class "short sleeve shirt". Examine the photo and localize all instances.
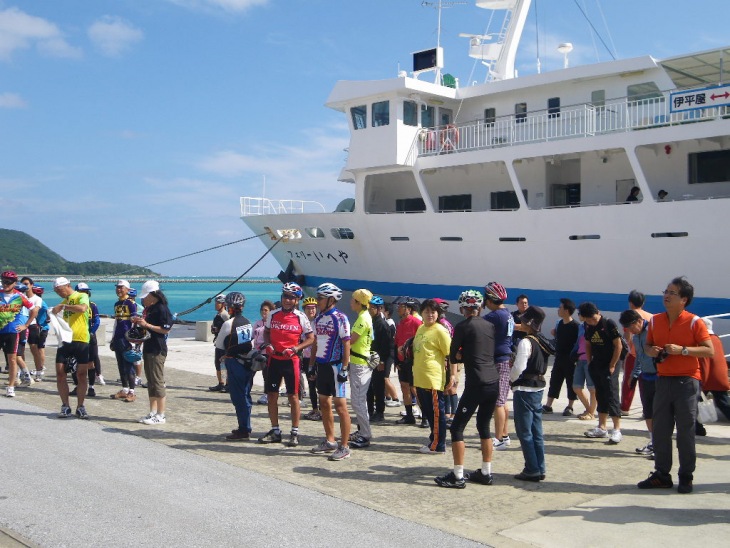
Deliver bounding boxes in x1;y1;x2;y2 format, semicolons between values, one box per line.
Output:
350;309;373;366
113;298;137;340
0;290;34;334
142;301;173;356
647;310;709;380
265;308;312;358
412;323;451;390
313;308;350;364
584;316;620;367
63;291;90;343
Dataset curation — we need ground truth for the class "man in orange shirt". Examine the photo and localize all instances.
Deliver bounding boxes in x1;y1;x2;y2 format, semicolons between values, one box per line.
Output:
637;277;713;494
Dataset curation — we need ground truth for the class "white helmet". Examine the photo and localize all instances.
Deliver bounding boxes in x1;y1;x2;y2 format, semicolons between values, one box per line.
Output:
316;282;342;301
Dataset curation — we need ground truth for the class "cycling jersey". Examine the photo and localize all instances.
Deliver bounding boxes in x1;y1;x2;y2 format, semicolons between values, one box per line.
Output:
265;307;312;359
0;290;33;334
313;308;350;364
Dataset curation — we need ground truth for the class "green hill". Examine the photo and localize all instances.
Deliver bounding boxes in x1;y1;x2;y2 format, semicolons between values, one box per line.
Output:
0;228;158;276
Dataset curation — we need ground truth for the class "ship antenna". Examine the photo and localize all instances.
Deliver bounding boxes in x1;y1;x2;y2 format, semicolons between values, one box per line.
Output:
422;0;466;83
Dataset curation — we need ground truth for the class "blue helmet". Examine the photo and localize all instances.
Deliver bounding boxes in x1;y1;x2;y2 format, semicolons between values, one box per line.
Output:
370;295;384;306
129;288;138;298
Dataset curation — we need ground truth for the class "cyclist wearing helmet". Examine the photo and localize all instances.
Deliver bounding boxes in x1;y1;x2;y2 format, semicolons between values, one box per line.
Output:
260;283;314;446
209;294;230;393
309;282;352;461
51;277;90;418
394;297;422;425
214;292;254;440
110;280;138;402
30;285;50;381
17;277;42;385
435;290;499;489
0;270;37;397
348;288;374;449
482;281;514;451
301;297;321;420
367;295;393;422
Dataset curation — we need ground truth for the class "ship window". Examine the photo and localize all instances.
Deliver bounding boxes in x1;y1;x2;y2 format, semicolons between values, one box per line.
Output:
351;105;367;130
651;232;688;238
440;237;463;241
550;183;581;207
548;97;560;118
627;82;662;102
395;197;426;213
591;90;605;108
499;237;527;242
421;105;435;128
689;149;730;184
404;101;418;126
491;190;526;210
330;228;355;240
391;236;410;241
305;227;325;239
484;108;496;126
372;101;390;127
569;234;600;240
515;102;527;123
438;194;471;212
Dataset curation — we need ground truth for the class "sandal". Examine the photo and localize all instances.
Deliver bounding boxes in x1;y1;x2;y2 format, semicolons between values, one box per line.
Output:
578;411;594;420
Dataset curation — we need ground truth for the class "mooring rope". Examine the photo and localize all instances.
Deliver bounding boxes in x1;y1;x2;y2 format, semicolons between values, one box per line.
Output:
173;236;282;319
115;233;268;276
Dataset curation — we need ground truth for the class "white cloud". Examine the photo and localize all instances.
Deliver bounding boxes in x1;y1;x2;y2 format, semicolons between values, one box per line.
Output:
165;0;269;15
0;92;27;108
0;7;81;61
88;16;143;57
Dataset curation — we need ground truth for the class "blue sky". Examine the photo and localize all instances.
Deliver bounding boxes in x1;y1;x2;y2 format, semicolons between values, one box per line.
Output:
1;0;725;277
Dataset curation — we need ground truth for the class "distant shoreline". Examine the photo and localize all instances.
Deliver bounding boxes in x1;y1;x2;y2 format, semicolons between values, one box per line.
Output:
24;276;279;284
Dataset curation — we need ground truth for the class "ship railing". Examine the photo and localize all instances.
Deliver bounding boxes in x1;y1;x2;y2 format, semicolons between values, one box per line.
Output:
240;197;326;217
703;312;730;359
417;94;729;157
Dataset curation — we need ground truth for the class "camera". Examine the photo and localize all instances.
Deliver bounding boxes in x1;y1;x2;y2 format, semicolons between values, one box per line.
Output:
654;349;668;365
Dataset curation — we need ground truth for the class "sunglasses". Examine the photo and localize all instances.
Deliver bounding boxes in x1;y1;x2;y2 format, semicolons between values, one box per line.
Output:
1;279;16;285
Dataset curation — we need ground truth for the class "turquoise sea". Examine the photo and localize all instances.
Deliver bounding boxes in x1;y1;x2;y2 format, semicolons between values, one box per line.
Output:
38;279;283;323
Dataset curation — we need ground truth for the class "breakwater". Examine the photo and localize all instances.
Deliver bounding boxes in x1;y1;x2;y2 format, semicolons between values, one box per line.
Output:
24;276;278;284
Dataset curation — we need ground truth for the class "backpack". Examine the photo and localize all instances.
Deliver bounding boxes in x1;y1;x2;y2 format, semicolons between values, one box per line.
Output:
526;333;554;376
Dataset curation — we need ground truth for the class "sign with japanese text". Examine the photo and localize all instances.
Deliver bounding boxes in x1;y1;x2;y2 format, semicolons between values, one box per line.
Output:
670;83;730;113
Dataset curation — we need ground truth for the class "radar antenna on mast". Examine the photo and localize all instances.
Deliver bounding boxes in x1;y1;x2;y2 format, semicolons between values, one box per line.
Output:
421;0;467;83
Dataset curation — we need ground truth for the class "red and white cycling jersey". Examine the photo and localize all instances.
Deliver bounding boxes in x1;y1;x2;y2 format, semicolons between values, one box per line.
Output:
265;307;312;359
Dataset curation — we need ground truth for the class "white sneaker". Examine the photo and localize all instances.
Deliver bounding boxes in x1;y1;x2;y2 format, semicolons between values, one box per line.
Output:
493;436;511;450
34;370;44;382
20;375;32;387
385;399;402;407
138;412;156;424
135;376;142;386
584;427;608;438
608;430;622;444
96;375;106;386
142;414;166;425
413;406;422;418
6;386;15;398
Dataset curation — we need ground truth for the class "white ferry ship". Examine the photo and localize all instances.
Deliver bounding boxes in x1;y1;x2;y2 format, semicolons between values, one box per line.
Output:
240;0;730;318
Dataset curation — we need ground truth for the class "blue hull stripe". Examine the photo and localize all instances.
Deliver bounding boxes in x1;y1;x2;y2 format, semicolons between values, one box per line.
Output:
305;275;730;317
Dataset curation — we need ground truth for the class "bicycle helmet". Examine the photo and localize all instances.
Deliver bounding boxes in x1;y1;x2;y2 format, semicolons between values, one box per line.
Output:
1;270;17;281
125;326;151;344
32;286;45;296
369;295;384;306
302;297;317;307
128;288;137;298
432;297;449;312
316;283;342;301
404;297;421;310
225;292;246;309
352;289;373;307
15;283;28;293
484;281;508;302
124;349;143;363
281;282;303;298
458;290;484;309
214;294;226;304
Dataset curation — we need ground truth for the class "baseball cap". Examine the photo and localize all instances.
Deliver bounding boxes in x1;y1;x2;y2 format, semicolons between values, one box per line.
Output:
139;280;160;299
116;279;131;289
75;282;90;291
53;277;71;288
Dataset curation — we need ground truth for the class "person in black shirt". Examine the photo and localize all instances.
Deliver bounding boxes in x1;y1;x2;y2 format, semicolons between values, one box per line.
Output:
579;302;623;444
132;280;173;426
511;294;529;349
367;296;393;422
544;298;579;416
435;290;498;489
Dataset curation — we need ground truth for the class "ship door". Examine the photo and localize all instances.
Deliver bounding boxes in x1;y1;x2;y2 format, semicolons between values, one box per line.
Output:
550;184;581;207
